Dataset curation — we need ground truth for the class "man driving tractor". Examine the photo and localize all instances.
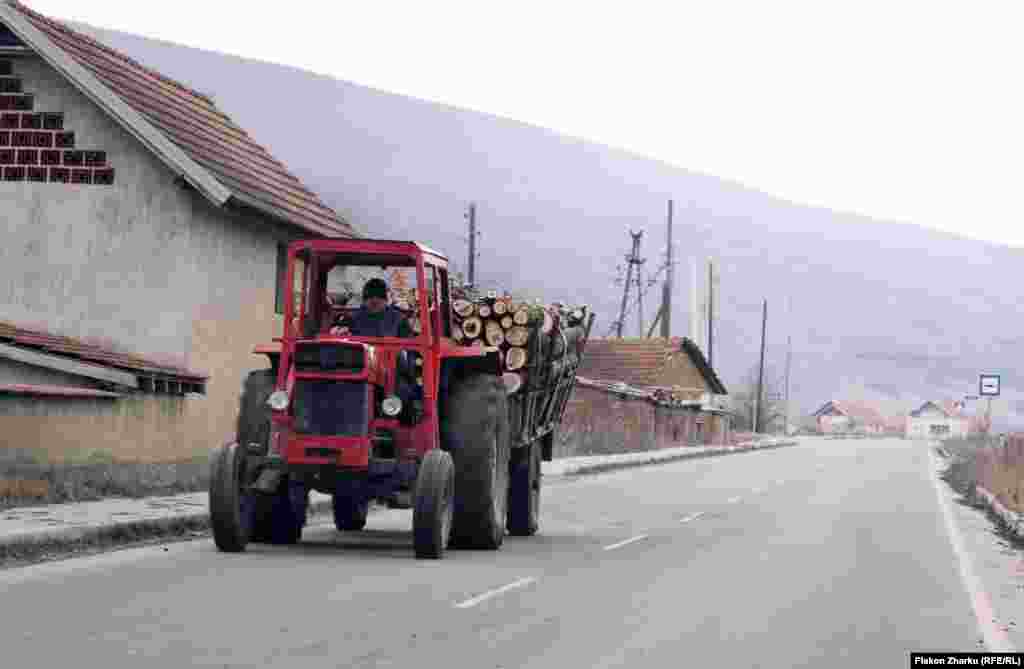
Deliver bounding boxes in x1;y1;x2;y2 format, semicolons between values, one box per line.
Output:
330;277;414;338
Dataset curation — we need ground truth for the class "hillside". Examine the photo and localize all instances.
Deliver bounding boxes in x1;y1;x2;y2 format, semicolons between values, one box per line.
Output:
71;23;1024;428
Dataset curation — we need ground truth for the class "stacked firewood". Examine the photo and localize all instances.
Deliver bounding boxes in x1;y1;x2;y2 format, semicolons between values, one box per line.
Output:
450;290;590;394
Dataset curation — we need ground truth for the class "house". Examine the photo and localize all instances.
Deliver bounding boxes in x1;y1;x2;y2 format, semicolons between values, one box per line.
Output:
811;400;890;435
559;337;731;455
906;400;989;440
0;2;355;466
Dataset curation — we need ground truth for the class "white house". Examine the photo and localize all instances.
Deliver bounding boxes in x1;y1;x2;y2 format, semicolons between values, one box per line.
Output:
906;401;969;440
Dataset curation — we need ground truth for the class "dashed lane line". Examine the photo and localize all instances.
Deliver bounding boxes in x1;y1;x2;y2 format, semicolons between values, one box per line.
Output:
454;577;538;609
602;534;649;552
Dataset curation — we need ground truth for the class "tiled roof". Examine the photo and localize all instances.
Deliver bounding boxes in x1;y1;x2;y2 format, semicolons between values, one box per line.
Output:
0;320;207;383
577;337;727;395
5;1;354;238
813;400;890;427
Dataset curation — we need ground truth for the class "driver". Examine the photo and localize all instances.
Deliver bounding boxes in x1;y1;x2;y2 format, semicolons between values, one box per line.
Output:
330;277;414;338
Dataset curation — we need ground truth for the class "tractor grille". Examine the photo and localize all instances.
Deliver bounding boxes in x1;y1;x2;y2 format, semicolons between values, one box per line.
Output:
293;343;364;373
292;380;369;437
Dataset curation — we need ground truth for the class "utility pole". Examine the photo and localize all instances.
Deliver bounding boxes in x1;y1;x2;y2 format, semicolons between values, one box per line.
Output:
707;260;715;369
784;334;792;436
636;241;645;337
660;199;674;338
754;299;767;434
615;230;645;338
465;203;478;288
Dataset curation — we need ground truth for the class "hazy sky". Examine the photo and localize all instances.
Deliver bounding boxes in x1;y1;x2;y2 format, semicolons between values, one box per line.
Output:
24;0;1024;246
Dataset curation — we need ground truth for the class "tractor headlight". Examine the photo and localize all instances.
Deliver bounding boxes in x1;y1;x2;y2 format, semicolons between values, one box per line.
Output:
381;395;403;417
267;390;290;411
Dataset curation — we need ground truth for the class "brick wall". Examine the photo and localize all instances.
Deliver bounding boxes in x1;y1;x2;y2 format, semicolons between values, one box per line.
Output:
557;385;727;457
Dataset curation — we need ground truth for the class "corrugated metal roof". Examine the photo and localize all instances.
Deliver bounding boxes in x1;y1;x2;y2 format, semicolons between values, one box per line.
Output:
0;320;206;381
6;1;354;238
0;383;121;398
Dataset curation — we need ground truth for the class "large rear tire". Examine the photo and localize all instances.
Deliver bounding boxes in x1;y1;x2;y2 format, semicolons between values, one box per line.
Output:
237;369;276;542
262;478;307;545
442;374;510;550
413;449;455;559
210;442;252;552
508;441;541;536
333;480;369;532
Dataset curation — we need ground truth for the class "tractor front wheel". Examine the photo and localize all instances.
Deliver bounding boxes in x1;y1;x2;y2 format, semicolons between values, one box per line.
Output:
210;442;253;552
413;449;455;559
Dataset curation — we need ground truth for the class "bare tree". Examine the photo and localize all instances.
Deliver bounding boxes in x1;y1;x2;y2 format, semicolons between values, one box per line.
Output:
730;364;786;433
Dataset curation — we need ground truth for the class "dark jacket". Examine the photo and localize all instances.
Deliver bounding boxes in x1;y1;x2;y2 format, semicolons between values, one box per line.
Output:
338;306;413;338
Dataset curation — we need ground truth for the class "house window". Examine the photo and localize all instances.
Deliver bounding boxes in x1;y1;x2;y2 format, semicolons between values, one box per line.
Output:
274;242;287;315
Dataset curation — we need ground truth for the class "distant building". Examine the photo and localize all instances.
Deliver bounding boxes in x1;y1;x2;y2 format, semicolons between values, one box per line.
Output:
0;2;353;466
811;400;890;435
560;337;731;456
906;400;989;440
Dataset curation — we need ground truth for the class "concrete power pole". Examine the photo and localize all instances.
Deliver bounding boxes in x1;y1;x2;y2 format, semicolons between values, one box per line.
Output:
707;260;715;370
660;199;674;338
784;334;792;436
466;203;477;288
754;299;768;434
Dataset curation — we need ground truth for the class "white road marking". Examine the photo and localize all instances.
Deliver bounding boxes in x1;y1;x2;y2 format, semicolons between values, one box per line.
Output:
679;511;706;524
927;449;1015;652
602;534;649;551
454;577;537;609
727;496;742;504
751;487;763;495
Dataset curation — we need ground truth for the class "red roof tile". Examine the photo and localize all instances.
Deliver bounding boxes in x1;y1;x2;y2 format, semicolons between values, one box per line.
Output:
0;320;207;382
577;337;726;394
6;1;354;238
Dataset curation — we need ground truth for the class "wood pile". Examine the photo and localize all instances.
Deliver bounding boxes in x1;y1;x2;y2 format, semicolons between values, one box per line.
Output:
450;289;590;395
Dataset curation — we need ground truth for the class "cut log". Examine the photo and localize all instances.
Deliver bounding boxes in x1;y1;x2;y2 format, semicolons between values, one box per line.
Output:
479;304;492;319
506;347;528;371
506;326;529;348
513;308;530;326
462;317;483;339
541;310;554;335
453;299;475;318
493;300;507;316
485;321;505;347
502;372;524;394
501;315;514;330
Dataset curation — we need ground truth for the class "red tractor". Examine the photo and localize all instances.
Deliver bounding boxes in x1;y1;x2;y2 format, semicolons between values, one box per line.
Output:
209;238;593;558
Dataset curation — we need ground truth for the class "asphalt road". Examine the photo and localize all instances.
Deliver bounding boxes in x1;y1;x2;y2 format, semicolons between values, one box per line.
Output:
0;437;985;667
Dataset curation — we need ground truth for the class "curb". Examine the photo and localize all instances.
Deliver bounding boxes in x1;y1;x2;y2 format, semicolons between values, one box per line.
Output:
0;496;336;564
551;440;798;478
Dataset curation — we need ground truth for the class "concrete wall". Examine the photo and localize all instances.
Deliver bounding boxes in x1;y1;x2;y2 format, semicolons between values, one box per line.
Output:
907;416;968;440
0;54;292;463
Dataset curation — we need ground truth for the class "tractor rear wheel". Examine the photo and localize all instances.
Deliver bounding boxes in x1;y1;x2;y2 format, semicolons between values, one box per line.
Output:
210;442;252;552
260;478;308;545
413;449;455;559
442;374;510;550
333;481;369;531
237;369;275;542
507;440;541;536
